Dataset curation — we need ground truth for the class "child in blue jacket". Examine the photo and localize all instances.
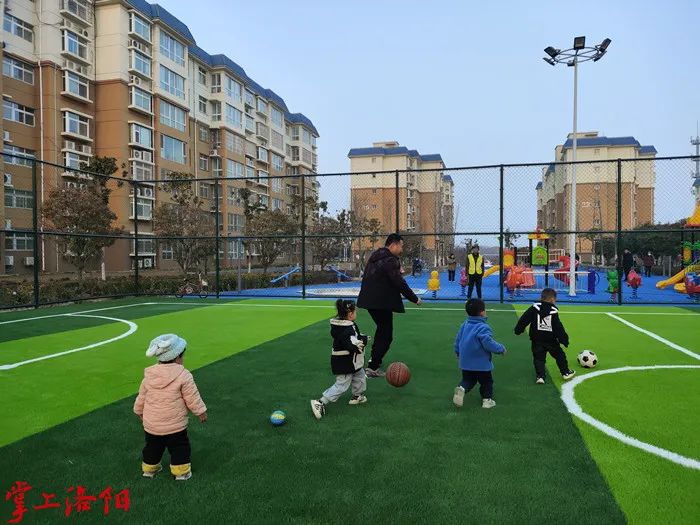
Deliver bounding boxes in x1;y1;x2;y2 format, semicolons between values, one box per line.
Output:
453;299;507;409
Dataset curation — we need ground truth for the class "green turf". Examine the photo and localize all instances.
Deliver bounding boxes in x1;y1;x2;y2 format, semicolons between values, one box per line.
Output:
0;301;624;524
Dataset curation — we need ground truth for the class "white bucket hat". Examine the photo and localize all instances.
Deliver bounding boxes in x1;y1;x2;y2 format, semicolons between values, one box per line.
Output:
146;334;187;362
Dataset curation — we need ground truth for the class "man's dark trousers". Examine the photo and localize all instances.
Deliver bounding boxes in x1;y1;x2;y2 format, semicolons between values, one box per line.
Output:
367;309;393;371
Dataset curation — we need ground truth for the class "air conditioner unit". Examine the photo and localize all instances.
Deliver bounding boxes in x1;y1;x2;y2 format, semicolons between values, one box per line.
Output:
133;150;143;160
23;257;34;267
210;148;219;157
3;174;11;186
64;140;76;150
82;30;89;37
64;20;74;30
4;256;14;267
129;75;141;86
82;145;92;155
3;130;10;142
143;258;152;268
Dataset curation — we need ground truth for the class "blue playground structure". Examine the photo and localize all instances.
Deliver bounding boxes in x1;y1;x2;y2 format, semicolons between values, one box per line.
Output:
269;266;300;287
326;265;352;282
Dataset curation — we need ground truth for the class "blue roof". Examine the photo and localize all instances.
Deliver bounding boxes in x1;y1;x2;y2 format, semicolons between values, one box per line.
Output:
348;147;444;165
536;181;543;189
562;136;642;149
693;178;700;187
442;174;453;183
639;145;657;155
127;1;318;136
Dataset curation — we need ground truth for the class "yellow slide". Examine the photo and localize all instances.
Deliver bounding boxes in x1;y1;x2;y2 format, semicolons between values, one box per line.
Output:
656;264;700;289
484;265;500;278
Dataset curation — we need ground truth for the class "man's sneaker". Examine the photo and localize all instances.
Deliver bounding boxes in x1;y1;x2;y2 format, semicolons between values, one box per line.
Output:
142;464;162;478
482;398;496;409
562;370;576;381
348;395;367;405
535;377;545;385
365;368;385;378
310;399;325;420
174;471;192;481
453;386;465;407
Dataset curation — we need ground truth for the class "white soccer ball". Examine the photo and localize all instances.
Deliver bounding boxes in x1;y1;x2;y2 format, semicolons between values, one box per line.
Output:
577;350;598;369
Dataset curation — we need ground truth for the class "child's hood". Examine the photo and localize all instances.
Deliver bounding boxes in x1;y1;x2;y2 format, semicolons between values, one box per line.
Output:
144;363;186;389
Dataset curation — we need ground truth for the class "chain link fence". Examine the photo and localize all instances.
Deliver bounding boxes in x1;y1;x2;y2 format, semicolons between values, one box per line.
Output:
1;154;698;308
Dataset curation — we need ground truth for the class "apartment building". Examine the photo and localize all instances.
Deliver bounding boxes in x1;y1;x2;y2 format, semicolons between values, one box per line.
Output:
1;0;319;276
536;132;656;260
348;141;454;265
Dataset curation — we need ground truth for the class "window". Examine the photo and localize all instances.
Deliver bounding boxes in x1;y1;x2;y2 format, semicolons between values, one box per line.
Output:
3;56;34;84
226;159;244;177
130;123;153;148
198;66;207;85
302;128;312;145
5;232;34;251
161;243;173;260
131;50;151;76
199;184;210;199
225;104;242;128
64;71;89;99
272;198;282;211
3;145;35;166
211;73;221;93
594;148;600;155
233;134;245;155
271;106;283;127
227;239;244;260
64;151;88;170
256;98;268;114
271;130;283;150
245;164;255;180
130;13;151;41
132;237;155;255
159;65;185;99
271;177;283;193
199;126;209;143
131;196;153;220
226;186;238;205
226;213;245;233
64;111;89;138
131;160;153;181
225;76;242;100
291;126;299;141
302;148;312;164
130;86;152;113
271;153;283;172
245;90;255;107
159;100;186;132
63;30;87;60
198;96;207;114
245;115;255;133
224;130;235;151
257;147;268;162
210;101;221;121
199;154;208;171
4;14;33;43
258;194;269;207
3;99;35;126
159;31;185;66
160;135;186;164
4;188;33;209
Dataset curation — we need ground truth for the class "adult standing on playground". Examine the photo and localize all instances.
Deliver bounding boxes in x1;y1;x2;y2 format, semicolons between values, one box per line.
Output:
357;233;421;377
622;249;634;281
466;245;485;299
642;252;654;278
447;253;457;282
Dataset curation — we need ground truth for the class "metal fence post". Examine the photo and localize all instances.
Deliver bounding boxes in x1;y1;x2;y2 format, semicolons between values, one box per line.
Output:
616;158;623;305
395;169;400;232
31;160;40;308
133;179;139;295
499;165;505;303
214;177;220;299
301;174;306;299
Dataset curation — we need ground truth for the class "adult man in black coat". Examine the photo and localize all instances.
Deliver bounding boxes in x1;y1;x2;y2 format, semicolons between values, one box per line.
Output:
357;233;422;377
622;249;634;281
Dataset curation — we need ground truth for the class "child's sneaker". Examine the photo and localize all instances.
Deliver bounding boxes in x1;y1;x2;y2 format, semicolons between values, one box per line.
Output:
310;399;325;419
142;464;162;478
562;370;576;380
482;398;496;409
348;395;367;405
365;368;385;378
174;471;192;481
453;386;465;407
535;377;545;385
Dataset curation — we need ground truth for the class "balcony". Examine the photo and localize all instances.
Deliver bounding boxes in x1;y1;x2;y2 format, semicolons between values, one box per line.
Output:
256;123;270;141
60;0;92;25
128;39;151;57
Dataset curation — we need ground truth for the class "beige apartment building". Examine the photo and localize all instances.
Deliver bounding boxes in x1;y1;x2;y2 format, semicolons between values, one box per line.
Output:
348;141;454;265
536;132;656;260
1;0;319;276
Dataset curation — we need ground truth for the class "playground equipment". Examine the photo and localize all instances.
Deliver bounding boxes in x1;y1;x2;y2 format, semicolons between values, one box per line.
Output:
428;270;440;299
326;265;352;283
483;248;515;279
656;201;700;294
270;266;300;287
685;273;700;302
626;269;642;300
606;269;620;302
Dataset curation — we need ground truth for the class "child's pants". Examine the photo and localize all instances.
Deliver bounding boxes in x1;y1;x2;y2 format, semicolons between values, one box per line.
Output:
142;429;191;477
321;369;366;403
532;341;570;379
460;370;494;399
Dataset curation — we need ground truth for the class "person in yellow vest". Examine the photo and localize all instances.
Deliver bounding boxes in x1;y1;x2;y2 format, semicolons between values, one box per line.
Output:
466;245;484;299
428;270;440;299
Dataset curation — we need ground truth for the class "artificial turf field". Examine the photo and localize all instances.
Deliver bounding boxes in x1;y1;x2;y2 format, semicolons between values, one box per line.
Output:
1;298;698;524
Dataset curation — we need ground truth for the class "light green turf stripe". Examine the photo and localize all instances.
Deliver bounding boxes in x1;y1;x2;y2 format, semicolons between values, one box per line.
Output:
546;310;700;525
0;301;330;447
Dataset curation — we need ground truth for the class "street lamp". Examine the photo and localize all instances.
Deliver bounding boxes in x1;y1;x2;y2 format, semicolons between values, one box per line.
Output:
543;36;611;296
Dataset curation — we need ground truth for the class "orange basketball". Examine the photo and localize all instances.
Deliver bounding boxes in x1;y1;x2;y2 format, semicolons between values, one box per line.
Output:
386;362;411;387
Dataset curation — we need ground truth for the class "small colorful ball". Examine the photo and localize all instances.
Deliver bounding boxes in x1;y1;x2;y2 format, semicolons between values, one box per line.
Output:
270;410;286;426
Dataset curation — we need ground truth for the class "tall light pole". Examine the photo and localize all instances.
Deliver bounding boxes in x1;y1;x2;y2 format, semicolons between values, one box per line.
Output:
543;36;611;296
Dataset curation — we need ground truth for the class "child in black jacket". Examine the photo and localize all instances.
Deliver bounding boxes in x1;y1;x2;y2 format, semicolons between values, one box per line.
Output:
311;299;369;419
514;288;575;384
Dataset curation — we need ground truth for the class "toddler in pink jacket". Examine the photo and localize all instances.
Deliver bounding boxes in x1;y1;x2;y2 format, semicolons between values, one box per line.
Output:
134;334;207;481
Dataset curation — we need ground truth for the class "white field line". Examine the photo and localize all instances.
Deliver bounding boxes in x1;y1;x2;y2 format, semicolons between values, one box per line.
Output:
561;365;700;470
0;302;157;325
606;313;700;361
0;314;137;370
